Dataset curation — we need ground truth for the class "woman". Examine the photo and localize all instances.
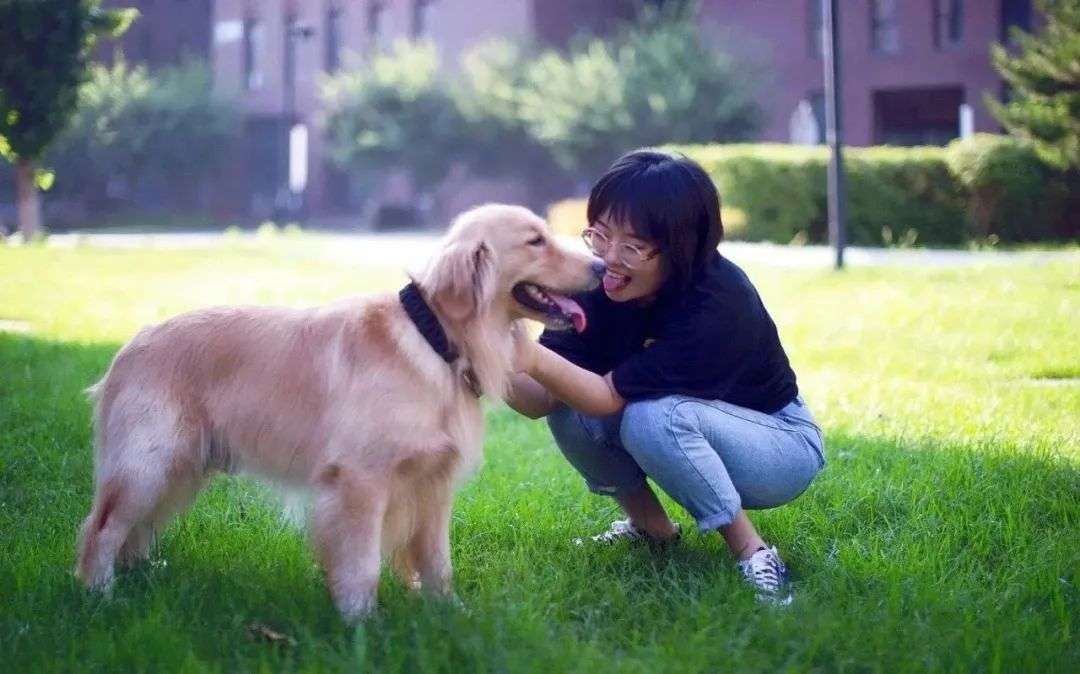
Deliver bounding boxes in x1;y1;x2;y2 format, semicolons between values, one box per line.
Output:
507;149;825;601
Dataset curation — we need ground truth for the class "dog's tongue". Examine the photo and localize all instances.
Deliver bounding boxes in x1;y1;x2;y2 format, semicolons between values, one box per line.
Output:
550;294;587;333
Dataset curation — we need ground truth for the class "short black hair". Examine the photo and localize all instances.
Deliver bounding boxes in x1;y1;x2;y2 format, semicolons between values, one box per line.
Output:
586;149;723;290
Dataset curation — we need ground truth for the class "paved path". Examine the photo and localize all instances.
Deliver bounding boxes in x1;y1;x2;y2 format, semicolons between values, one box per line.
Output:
39;231;1080;269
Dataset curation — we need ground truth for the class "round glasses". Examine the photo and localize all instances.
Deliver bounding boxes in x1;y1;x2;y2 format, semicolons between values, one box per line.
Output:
581;228;658;269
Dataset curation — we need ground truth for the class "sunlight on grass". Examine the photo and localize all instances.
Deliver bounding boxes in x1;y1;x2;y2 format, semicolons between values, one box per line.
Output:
1;241;1077;673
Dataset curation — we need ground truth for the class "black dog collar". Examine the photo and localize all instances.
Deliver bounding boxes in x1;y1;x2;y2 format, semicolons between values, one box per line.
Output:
399;282;458;363
398;282;480;397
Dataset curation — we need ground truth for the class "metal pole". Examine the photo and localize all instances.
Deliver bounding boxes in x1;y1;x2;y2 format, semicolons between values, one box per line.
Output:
823;0;847;269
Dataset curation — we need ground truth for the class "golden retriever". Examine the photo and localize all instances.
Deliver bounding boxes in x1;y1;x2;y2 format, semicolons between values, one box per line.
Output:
75;203;602;619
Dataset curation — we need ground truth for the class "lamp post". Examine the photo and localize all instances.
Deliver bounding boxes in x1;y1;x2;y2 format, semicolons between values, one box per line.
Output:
280;17;315;221
822;0;847;269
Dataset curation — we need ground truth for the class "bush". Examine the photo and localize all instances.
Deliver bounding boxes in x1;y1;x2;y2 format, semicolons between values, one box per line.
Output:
676;137;1071;247
322;41;465;191
518;9;760;178
46;58;237;210
945;134;1070;242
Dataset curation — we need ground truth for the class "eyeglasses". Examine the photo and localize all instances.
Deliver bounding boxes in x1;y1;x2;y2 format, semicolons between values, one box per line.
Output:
581;227;659;270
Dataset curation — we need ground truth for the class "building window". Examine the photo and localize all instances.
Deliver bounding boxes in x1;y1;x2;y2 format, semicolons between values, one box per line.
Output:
873;86;964;146
412;0;436;39
870;0;900;54
933;0;963;49
807;0;824;58
1001;0;1032;43
326;5;342;72
243;17;264;90
368;1;388;51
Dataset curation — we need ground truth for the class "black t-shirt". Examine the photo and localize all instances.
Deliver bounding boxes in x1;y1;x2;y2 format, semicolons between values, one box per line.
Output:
539;252;798;414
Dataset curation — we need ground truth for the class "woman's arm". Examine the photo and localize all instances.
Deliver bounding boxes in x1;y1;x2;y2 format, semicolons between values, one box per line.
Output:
505;372;560;419
515;336;626;418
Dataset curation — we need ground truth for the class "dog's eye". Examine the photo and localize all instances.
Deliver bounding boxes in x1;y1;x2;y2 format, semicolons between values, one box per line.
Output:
527;236;545;247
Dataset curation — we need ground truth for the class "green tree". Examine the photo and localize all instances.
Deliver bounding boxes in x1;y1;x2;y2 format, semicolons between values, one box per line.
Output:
519;7;761;177
989;0;1080;169
0;0;135;237
322;41;465;192
48;58;237;210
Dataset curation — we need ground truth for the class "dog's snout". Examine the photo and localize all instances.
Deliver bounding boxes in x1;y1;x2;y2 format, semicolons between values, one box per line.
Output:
590;258;607;279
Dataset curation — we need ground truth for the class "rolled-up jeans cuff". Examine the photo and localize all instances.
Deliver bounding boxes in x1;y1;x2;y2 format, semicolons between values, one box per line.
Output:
696;506;739;533
585;479;648;498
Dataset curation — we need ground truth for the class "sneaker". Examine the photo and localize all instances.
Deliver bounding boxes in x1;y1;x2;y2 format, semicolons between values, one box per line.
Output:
574;519;681;547
737;545;793;605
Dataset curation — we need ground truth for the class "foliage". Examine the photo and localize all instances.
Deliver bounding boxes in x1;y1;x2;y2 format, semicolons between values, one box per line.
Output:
0;0;136;164
989;0;1080;170
46;58;237;201
946;134;1070;241
453;39;559;181
517;8;760;177
678;137;1073;246
321;9;761;187
322;41;465;191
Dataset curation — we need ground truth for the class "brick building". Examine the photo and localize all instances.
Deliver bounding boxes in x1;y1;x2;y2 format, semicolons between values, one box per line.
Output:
97;1;1037;223
702;0;1034;146
209;0;634;221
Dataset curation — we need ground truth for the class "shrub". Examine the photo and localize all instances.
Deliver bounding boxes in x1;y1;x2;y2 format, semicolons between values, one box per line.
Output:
518;9;761;178
47;58;237;209
322;41;465;191
675;138;1071;247
945;134;1070;242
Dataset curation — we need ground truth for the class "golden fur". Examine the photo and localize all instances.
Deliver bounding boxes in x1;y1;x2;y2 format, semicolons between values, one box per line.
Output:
75;203;599;619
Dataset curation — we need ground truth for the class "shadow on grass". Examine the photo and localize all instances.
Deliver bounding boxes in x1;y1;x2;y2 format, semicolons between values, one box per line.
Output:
2;334;1078;673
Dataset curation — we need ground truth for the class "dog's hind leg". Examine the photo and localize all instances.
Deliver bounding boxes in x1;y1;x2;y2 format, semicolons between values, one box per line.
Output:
76;460;169;591
310;463;388;621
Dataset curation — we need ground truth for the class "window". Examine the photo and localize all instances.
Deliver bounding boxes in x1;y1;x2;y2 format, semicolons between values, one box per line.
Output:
368;1;388;51
933;0;963;49
243;17;264;90
808;0;824;58
412;0;436;38
326;5;343;72
1001;0;1032;43
870;0;900;54
810;91;826;144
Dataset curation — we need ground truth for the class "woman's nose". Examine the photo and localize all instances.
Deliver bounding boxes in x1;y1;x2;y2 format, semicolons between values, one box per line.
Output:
601;247;621;268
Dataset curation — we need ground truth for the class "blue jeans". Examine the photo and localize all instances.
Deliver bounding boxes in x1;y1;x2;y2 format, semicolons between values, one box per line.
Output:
547;395;825;532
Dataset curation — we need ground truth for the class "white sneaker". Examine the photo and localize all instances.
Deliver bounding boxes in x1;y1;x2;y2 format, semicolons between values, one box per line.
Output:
574;519;681;546
737;545;793;605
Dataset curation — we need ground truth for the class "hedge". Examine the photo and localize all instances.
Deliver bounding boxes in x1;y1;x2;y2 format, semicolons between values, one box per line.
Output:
672;135;1076;246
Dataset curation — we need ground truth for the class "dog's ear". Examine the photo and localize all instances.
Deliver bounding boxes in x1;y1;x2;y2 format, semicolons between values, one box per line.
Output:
428;239;496;321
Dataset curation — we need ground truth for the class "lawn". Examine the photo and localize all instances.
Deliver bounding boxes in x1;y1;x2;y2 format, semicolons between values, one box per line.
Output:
1;240;1077;673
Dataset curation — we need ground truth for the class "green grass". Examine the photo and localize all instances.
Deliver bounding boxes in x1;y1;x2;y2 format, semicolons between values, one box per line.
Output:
1;241;1078;673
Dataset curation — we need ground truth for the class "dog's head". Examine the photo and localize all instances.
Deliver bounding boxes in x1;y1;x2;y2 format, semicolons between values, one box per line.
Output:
423;204;603;332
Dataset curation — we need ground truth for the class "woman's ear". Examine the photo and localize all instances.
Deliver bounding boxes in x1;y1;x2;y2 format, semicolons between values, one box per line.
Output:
428;240;495;321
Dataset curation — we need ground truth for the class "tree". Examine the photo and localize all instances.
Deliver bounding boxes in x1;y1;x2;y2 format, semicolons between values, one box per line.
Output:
518;7;761;177
0;0;135;237
989;0;1080;170
322;41;465;193
48;58;237;211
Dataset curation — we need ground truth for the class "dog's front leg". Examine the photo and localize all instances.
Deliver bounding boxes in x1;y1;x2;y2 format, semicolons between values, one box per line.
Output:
409;485;454;598
311;465;387;621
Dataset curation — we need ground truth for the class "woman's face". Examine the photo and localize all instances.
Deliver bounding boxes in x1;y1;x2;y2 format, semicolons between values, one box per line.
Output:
589;215;668;304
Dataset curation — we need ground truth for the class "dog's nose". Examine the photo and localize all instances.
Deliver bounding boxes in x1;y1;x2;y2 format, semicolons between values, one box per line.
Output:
591;258;607;279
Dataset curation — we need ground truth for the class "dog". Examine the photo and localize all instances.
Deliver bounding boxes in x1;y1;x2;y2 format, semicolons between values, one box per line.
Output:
75;203;603;619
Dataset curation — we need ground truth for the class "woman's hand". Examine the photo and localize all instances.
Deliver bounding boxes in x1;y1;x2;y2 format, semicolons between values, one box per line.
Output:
511;323;538;374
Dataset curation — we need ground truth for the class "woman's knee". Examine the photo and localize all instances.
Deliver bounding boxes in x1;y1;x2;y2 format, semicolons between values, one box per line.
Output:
547;405;604;456
619;397;681;457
